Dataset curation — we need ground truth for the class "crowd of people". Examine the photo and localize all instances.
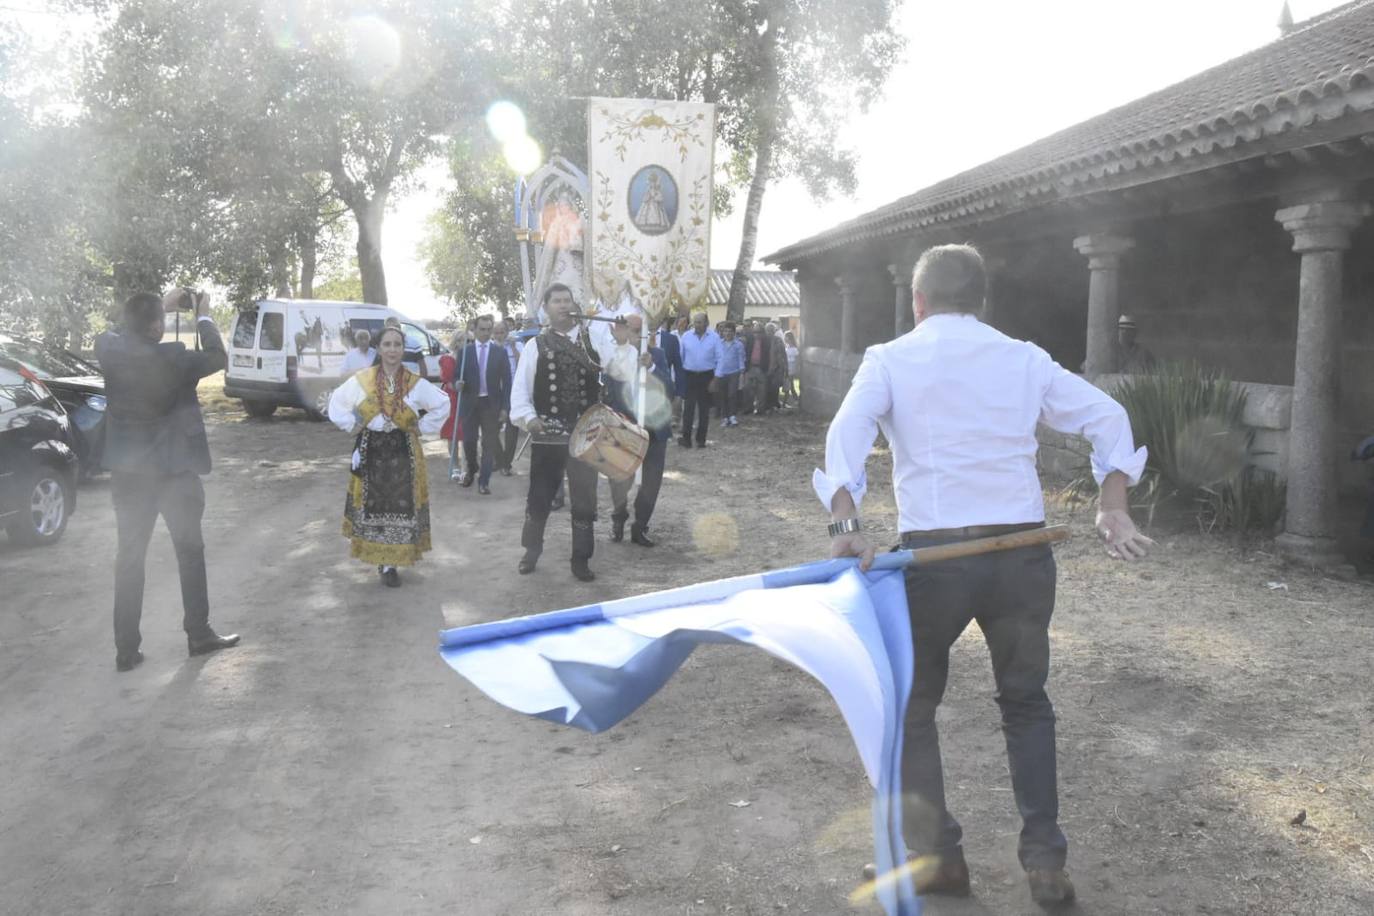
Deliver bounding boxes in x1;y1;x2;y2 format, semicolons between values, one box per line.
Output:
325;299;802;585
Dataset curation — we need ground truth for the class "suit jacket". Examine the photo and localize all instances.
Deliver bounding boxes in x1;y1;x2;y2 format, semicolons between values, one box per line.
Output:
94;319;227;476
744;332;772;374
458;340;511;417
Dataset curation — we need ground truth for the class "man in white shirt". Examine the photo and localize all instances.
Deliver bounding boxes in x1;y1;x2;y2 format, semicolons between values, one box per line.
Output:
819;244;1152;907
340;329;375;375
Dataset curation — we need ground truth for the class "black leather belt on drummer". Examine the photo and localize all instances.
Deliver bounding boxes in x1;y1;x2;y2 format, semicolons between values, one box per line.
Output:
899;521;1044;548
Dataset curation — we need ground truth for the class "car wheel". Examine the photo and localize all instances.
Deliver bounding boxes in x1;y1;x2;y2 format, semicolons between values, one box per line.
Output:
242;399;276;419
307;386;334;421
6;466;70;546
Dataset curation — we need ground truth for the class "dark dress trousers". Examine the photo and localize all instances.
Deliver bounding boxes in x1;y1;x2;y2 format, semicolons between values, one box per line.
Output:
95;319;227;656
607;347;670;530
458;340;511;487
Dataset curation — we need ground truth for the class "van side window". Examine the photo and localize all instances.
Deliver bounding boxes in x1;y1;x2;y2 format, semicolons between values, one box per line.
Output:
260;313;284;351
401;323;428;353
232;309;260;348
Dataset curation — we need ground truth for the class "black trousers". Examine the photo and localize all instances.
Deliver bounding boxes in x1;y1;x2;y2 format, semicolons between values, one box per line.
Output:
462;396;503;486
898;534;1066;871
609;432;667;529
522;443;598;560
499;419;520;471
680;370;714;444
112;470;213;656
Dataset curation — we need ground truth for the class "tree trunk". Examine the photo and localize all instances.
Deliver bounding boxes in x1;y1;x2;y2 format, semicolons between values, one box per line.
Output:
270;244;292;298
725;128;774;324
354;194;388;305
297;226;317;299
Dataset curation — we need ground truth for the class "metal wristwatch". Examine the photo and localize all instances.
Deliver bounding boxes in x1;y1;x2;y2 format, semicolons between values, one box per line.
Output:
827;518;861;538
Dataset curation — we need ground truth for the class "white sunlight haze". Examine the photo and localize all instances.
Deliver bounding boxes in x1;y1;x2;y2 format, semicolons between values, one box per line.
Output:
6;1;1350;320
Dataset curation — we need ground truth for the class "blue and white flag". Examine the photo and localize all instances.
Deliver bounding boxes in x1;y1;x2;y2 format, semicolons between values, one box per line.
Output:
439;555;922;916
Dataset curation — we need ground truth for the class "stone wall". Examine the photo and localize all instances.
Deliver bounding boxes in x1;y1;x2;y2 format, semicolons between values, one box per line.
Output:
798;346;862;417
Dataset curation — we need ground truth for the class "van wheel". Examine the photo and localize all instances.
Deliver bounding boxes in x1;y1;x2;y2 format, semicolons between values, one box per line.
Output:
307;386;334;421
6;466;70;546
243;400;276;419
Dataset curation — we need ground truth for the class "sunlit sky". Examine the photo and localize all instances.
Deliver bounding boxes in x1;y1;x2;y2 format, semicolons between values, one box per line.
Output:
7;0;1350;320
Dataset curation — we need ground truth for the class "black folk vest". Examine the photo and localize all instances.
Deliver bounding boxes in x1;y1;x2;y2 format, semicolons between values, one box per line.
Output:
532;328;601;439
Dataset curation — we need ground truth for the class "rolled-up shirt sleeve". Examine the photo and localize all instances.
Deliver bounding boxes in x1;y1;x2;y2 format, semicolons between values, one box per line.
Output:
813;348;892;513
510;336;541;429
1039;361;1148;485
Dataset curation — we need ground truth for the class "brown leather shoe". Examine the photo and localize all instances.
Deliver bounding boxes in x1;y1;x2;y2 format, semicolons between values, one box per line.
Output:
1027;868;1075;907
860;855;970;897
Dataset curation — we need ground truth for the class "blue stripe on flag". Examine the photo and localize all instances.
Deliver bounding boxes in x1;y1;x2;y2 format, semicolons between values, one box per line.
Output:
438;554;922;915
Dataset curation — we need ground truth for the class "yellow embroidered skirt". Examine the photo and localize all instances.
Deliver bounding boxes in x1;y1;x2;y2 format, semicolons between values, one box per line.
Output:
342;427;432;566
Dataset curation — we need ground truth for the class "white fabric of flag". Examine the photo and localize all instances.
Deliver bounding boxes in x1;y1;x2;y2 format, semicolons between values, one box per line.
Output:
439;556;923;916
586;97;715;324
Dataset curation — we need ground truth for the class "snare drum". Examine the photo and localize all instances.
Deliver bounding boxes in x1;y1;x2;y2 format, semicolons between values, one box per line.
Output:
568;404;650;480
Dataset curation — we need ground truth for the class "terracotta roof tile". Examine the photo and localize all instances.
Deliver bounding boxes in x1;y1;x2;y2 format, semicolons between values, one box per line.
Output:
766;0;1374;263
706;269;800;308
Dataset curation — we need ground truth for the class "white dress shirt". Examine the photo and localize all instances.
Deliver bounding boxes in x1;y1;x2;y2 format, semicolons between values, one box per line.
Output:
341;347;376;375
476;341;490;396
814;313;1147;532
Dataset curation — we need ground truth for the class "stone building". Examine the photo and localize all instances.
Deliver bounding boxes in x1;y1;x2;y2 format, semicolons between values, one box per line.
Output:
763;1;1374;566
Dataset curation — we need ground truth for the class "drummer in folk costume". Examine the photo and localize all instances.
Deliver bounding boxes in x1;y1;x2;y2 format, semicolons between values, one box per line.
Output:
510;283;605;582
328;325;450;587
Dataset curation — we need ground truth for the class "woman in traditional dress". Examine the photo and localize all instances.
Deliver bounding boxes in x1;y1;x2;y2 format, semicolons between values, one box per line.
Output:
328;325;449;587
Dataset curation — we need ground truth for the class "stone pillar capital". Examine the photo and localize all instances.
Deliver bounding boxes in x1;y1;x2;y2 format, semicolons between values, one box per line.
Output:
1073;233;1135;270
886;263;910;287
1275;200;1370;253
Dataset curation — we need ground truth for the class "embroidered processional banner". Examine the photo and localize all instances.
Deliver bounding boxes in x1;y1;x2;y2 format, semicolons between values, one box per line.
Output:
586;98;715;324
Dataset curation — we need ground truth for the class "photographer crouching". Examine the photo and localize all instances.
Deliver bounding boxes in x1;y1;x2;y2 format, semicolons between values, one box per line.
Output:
95;289;240;672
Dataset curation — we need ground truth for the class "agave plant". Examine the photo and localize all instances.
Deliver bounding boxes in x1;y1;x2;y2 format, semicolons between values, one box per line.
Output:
1108;363;1284;533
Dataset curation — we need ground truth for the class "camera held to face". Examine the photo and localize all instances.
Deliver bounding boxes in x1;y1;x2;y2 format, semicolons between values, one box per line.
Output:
163;288;208;313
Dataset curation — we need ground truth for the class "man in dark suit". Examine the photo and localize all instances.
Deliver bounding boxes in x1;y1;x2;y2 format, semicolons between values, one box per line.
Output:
456;314;512;495
95;290;240;672
657;315;683;430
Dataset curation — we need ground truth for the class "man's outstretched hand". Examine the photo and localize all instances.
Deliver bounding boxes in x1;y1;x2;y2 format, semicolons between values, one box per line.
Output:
1095;507;1154;561
830;531;877;572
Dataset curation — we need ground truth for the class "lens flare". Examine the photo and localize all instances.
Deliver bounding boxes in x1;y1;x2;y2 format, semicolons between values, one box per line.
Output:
343;14;402;86
503;134;543;175
485;101;527;144
691;513;739;557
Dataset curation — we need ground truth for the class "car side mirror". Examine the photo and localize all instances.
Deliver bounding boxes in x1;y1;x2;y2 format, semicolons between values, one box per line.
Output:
430;339;441;356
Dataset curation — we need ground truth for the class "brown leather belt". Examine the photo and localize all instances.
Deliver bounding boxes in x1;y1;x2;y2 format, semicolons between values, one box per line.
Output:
900;522;1044;546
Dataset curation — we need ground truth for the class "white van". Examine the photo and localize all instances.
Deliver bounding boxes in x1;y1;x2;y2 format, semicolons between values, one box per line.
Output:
224;299;448;418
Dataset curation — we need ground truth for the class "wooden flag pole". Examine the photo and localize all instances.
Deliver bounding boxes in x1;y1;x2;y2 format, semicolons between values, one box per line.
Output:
901;524;1071;567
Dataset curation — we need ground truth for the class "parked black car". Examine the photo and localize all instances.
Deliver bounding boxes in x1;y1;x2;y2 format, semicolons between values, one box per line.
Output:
0;356;80;546
0;332;106;474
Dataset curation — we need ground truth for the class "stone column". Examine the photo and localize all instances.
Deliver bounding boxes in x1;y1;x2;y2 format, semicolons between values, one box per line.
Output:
837;276;857;354
887;264;911;337
1274;198;1368;566
1073;233;1134;376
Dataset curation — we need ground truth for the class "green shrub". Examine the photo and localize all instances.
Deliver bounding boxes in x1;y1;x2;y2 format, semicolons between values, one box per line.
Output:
1061;363;1285;533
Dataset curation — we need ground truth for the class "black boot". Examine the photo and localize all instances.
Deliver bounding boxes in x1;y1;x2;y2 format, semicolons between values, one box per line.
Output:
571;518;595;581
630;524;656;547
611;511;628;543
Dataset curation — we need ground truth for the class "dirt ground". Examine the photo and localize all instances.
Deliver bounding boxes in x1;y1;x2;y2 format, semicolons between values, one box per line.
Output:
2;380;1372;916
